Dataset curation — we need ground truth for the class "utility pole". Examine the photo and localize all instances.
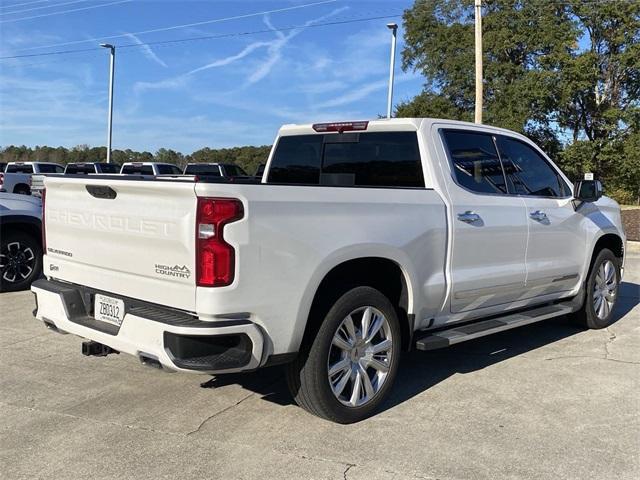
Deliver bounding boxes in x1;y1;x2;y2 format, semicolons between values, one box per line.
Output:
100;43;116;163
386;22;398;119
474;0;483;124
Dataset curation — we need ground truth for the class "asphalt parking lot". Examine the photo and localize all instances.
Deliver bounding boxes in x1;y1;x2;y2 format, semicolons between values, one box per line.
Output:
1;247;638;480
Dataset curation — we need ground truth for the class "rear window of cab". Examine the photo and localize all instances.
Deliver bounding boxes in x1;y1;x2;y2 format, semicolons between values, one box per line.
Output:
267;131;424;188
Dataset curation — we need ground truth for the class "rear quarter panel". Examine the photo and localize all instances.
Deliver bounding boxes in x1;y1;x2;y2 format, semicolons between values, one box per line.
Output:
194;182;447;356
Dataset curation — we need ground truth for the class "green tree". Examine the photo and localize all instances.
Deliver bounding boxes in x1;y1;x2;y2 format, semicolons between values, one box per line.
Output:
155;148;185;167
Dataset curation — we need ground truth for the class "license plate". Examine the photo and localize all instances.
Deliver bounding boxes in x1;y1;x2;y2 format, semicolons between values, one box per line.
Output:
94;294;125;326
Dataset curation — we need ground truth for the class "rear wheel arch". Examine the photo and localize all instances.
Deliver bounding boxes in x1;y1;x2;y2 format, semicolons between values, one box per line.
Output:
298;257;413;353
13;183;31;195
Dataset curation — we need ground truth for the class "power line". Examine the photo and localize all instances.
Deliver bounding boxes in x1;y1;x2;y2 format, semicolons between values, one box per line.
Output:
0;0;131;23
0;12;403;61
15;0;339;51
0;0;53;9
0;0;92;16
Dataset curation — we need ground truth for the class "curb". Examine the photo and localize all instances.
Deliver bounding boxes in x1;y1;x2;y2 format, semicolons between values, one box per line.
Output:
627;241;640;254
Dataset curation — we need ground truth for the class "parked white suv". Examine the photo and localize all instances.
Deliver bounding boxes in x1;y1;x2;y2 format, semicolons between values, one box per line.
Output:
31;118;626;423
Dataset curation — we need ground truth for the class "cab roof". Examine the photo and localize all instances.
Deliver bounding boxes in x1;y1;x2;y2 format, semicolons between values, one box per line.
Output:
278;118;527;139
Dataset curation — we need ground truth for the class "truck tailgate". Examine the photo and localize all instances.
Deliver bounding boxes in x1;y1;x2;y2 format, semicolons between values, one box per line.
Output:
43;176;198;311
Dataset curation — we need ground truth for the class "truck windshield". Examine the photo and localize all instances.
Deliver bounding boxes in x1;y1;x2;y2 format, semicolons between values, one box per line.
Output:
184;164;222;176
6;164;34;173
156;165;183;175
98;164;120;173
121;165;154;175
65;164;95;174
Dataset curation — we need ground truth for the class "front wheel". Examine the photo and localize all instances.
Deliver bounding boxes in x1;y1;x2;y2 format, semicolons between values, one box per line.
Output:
286;286;401;423
571;248;620;329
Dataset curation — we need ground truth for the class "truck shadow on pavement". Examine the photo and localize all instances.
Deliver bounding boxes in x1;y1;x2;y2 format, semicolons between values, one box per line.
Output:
200;281;640;414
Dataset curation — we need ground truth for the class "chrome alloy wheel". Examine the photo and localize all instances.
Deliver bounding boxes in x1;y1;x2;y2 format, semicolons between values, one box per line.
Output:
593;259;617;320
0;241;35;284
327;306;394;407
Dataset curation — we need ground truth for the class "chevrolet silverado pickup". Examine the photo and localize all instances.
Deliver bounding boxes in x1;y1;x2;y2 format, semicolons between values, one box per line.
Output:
31;118;626;423
0;162;65;195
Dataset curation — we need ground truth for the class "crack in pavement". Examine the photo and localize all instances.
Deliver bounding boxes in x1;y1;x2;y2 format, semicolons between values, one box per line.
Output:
343;463;355;480
186;379;281;436
0;332;50;348
1;401;185;437
542;355;640;365
604;327;617;359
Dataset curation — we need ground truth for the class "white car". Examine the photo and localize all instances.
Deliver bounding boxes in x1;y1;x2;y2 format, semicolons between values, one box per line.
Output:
31;118;626;423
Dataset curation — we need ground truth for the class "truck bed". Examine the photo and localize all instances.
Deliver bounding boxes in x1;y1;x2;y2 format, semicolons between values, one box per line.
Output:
41;174;447;354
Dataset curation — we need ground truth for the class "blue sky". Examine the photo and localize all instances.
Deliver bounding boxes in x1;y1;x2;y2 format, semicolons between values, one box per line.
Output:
0;0;422;153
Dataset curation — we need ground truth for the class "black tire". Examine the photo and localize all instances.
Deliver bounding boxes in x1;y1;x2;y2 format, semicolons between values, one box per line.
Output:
286;286;401;423
571;248;620;329
0;230;42;292
13;184;31;195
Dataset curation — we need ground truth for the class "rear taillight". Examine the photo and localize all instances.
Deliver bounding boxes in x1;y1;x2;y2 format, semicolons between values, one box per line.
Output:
196;197;243;287
41;188;46;252
0;173;4;188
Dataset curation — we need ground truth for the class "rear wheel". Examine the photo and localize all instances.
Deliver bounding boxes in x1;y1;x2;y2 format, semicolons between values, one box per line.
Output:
13;184;31;195
0;231;42;292
286;286;401;423
571;248;620;329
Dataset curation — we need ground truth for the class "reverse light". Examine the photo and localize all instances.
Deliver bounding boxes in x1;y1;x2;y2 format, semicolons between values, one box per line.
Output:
312;121;369;133
196;197;244;287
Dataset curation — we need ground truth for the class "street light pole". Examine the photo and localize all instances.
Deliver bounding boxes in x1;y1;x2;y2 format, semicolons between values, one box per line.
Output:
474;0;483;124
386;22;398;119
100;43;116;163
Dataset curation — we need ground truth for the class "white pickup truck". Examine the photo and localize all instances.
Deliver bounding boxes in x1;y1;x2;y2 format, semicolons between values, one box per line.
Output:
0;162;64;195
32;118;626;423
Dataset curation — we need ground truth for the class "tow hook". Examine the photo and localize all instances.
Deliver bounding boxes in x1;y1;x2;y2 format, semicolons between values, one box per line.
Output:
81;340;119;357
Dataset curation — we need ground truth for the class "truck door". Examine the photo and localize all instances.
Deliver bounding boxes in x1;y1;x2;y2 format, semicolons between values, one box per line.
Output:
439;129;529;313
494;134;585;298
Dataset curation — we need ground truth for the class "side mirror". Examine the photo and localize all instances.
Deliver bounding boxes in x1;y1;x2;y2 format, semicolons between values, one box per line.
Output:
574;179;603;203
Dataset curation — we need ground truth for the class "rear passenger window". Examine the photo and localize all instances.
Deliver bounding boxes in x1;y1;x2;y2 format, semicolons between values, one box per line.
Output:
38;164;62;173
442;130;507;194
495;136;569;197
267;132;424;188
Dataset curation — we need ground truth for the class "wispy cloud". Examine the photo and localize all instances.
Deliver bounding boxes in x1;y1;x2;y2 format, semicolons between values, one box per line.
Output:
124;32;167;68
186;41;271;75
134;76;187;94
317;74;417;109
135;5;349;93
245;6;349;86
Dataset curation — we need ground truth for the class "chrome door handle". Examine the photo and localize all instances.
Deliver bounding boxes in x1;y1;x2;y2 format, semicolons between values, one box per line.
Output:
529;210;548;222
457;211;481;223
